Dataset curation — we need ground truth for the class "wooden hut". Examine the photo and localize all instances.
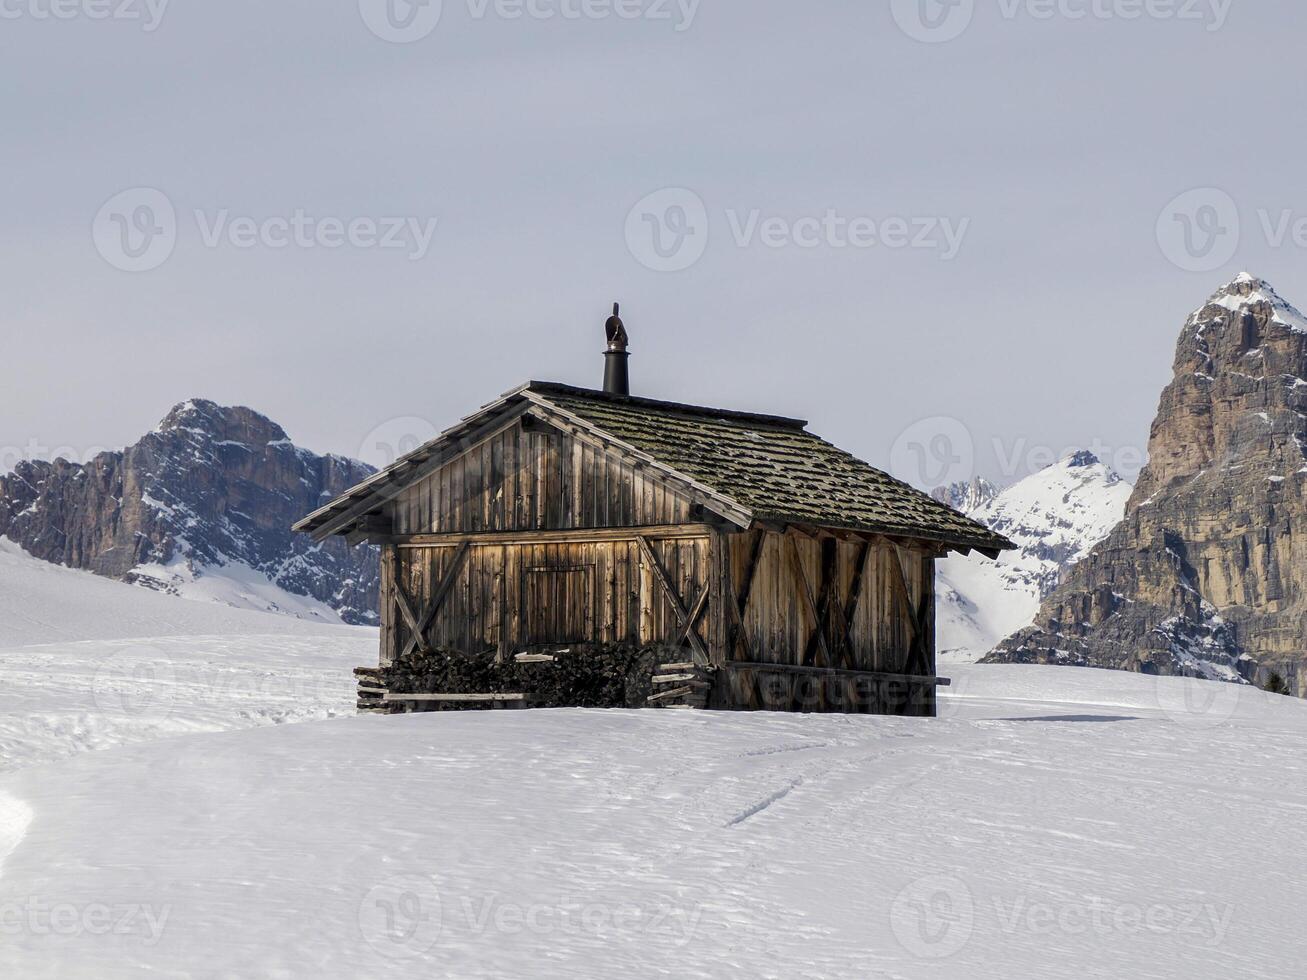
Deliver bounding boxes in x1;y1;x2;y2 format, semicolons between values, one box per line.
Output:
294;306;1012;716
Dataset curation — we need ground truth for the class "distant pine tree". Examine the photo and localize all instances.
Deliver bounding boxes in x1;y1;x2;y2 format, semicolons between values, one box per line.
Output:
1264;673;1293;696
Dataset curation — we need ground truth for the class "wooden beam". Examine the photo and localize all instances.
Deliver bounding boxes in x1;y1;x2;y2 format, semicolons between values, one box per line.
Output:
737;530;765;613
647;686;696;704
395;524;717;548
674;585;711;651
908;585;933;676
835;539;871;667
394;580;423;640
636;534;710;660
399;541;471;660
723;662;945;685
723;590;748;663
876;535;917;639
877;537;932;677
726;530;765;663
786;533;832;669
803;538;841;668
356;515;393;536
787;522;823;539
385;693;532;703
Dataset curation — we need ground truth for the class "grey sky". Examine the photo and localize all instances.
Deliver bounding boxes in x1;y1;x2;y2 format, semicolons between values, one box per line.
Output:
2;0;1302;491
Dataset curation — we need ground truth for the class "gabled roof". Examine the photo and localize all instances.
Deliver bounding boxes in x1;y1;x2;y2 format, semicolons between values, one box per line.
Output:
294;382;1013;556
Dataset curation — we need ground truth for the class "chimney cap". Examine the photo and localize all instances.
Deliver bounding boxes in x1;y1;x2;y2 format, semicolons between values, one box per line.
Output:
605;302;628;352
603;302;631;396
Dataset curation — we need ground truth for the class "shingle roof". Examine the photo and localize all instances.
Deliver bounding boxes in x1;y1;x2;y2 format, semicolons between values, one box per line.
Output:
527;383;1010;554
295;382;1011;554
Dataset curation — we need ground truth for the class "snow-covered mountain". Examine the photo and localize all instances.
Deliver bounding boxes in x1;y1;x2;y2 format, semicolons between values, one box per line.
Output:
990;275;1307;692
931;476;999;513
0;400;379;624
937;452;1133;663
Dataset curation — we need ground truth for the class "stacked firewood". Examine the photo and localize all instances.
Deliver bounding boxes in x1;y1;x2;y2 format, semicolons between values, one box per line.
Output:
646;656;716;710
359;644;686;712
354;666;391;713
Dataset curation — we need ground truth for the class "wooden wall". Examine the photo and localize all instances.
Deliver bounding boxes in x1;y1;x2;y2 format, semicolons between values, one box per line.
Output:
717;530;937;715
726;531;934;674
380;534;713;664
388;416;699;536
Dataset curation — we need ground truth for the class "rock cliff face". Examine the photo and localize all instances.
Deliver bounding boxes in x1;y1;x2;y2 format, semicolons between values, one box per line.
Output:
0;400;378;625
932;477;999;514
987;275;1307;693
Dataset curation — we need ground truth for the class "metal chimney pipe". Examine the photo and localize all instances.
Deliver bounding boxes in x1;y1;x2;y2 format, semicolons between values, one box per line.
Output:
603;302;630;396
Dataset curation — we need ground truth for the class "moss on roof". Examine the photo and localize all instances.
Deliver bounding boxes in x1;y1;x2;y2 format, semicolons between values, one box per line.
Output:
529;384;1011;553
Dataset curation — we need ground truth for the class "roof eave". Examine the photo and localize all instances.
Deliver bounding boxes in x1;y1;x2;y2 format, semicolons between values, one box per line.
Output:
746;511;1013;556
293;389;536;540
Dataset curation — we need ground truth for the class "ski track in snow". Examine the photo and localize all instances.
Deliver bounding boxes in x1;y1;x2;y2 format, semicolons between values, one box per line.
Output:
725;774;805;827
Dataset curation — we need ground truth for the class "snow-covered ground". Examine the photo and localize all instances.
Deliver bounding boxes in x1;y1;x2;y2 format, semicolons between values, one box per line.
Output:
2;536;1304;979
0;537;373;772
938;453;1133;663
0;537;356;647
1;664;1305;978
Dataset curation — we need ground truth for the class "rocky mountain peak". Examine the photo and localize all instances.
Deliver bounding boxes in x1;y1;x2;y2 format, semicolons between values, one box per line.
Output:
988;277;1307;693
1194;272;1307;333
1064;450;1103;469
0;400;379;625
1131;271;1307;505
155;399;291;447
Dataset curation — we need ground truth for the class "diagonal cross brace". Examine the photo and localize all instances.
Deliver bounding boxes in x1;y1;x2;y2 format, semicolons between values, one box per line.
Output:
398;541;471;660
832;539;871;669
787;533;833;669
637;535;710;661
881;537;931;676
726;529;764;663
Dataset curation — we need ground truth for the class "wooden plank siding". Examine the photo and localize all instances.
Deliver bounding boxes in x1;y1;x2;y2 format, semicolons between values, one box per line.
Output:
381;536;713;662
716;529;937;715
725;530;934;676
389;416;699;536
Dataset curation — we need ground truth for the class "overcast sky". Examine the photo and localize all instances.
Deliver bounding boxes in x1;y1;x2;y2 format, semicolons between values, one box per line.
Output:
3;0;1304;490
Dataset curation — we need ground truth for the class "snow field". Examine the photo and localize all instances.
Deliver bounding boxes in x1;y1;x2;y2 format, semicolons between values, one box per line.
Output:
1;526;1304;979
0;666;1303;979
